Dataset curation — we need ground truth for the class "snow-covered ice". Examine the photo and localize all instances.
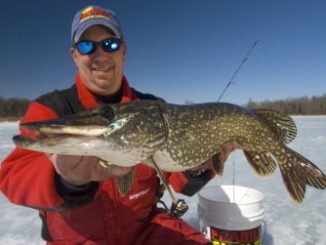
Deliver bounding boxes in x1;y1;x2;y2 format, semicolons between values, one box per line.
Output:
1;116;326;244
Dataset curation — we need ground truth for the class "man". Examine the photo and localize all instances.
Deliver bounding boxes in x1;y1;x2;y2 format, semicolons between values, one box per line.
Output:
0;6;237;244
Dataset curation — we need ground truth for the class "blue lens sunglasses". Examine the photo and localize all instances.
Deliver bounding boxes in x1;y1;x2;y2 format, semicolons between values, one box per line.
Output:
74;38;121;55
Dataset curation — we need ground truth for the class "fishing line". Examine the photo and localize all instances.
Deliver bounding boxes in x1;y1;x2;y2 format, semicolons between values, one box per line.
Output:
232;154;236;201
217;40;259;199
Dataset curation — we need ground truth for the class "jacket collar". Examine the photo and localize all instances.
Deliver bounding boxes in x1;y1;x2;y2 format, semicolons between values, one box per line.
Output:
75;73;137;109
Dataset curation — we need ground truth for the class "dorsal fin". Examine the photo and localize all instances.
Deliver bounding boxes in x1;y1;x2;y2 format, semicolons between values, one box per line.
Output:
253;109;297;144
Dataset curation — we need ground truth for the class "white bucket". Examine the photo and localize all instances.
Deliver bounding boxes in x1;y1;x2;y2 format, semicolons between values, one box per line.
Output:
198;185;264;244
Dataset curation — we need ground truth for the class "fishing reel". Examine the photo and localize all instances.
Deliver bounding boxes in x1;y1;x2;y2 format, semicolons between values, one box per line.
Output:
169;199;189;218
157;198;189;218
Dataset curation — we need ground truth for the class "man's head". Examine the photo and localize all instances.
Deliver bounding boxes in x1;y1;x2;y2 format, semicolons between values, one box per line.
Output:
71;6;127;96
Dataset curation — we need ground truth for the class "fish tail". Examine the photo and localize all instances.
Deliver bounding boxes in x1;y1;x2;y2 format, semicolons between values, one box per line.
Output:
275;146;326;203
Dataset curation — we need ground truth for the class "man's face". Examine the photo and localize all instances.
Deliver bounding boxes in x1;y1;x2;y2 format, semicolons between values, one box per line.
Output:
71;25;127;95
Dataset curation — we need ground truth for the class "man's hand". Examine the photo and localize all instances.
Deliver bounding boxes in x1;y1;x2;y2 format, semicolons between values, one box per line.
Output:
190;140;241;174
214;140;241;166
48;154;132;186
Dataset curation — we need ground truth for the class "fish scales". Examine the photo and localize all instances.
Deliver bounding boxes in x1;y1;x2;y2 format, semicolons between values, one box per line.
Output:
155;102;275;169
13;100;326;203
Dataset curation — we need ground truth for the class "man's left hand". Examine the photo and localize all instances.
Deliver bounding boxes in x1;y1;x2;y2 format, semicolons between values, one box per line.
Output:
190;140;240;175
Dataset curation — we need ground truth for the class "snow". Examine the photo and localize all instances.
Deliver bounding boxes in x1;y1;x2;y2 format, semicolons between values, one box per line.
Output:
1;117;326;244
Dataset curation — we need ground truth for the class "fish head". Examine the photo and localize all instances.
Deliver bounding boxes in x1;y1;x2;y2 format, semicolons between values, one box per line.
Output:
13;101;167;163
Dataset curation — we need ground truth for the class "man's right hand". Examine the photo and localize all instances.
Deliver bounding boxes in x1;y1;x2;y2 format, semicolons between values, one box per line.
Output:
48;154;132;186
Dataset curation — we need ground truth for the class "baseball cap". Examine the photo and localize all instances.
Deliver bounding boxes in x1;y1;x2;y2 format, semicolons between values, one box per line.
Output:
71;6;123;43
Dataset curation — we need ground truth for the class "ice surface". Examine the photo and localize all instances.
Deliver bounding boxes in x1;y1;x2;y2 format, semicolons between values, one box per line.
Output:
1;117;325;244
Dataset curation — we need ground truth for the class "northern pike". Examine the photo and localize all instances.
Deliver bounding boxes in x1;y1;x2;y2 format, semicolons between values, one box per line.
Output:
13;100;326;203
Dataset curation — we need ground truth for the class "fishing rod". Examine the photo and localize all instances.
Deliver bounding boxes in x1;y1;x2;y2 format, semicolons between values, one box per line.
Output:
217;40;259;102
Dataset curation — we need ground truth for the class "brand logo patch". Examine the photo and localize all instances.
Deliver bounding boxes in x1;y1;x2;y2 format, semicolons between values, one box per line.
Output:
129;188;150;200
79;7;112;23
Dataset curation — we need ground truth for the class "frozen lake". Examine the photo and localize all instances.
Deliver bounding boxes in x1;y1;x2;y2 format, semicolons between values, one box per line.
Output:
1;116;326;244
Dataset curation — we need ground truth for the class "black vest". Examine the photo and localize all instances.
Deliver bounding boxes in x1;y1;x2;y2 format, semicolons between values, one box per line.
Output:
35;84;162;116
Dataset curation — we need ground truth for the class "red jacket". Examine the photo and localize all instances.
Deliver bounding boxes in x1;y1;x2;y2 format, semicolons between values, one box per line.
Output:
0;74;213;245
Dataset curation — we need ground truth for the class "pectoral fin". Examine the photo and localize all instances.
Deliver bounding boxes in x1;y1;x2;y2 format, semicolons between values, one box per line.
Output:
115;167;136;196
243;150;278;176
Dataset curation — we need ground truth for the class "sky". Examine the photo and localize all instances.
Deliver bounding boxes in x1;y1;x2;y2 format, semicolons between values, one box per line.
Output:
0;0;325;105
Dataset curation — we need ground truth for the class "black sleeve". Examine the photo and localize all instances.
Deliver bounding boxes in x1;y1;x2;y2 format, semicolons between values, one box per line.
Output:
179;170;215;196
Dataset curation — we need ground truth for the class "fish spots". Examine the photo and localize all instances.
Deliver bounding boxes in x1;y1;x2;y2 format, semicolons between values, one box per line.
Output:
177;150;183;158
254;155;260;160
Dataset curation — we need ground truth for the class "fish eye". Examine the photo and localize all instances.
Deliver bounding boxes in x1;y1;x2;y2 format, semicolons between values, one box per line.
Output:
99;105;114;120
108;118;129;130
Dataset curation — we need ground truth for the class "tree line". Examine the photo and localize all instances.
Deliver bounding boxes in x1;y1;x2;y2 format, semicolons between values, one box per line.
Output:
0;97;30;120
245;94;326;115
0;94;325;120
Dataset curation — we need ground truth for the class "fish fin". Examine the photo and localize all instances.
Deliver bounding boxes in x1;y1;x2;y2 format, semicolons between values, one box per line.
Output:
276;146;326;203
115;167;136;196
211;153;225;176
243;150;278;176
254;109;297;144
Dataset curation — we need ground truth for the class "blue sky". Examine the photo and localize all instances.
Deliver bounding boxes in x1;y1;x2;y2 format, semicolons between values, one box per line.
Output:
0;0;325;105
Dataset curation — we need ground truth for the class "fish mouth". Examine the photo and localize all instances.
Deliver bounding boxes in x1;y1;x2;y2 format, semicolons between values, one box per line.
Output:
15;106;131;150
13;134;50;147
20;117;130;137
13;104;135;154
19;107;115;137
13;131;92;148
21;120;112;136
18;105;130;137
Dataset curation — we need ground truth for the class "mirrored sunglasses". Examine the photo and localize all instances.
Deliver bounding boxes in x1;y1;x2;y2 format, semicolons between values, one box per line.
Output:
74;38;121;55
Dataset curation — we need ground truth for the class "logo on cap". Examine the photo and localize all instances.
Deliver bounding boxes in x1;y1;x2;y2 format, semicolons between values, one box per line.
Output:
79;7;112;23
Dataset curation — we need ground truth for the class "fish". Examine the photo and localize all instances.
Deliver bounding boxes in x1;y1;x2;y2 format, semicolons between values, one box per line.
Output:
13;100;326;203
